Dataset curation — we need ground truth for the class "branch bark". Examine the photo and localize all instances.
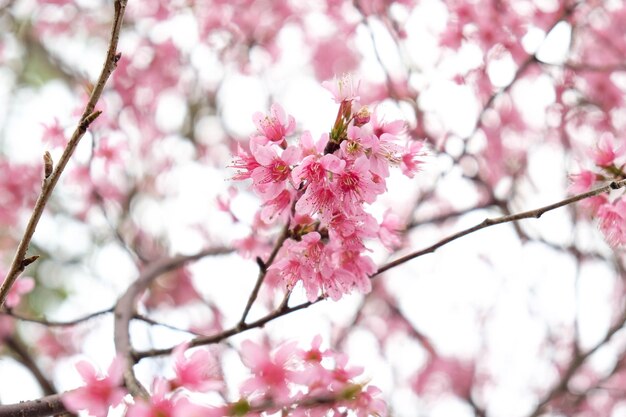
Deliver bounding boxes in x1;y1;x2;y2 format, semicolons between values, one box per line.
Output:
0;0;129;308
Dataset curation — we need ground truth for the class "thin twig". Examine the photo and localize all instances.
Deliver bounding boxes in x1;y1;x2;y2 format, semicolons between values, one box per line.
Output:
134;313;205;336
135;299;313;360
375;179;626;276
0;0;129;308
239;223;291;326
0;306;113;327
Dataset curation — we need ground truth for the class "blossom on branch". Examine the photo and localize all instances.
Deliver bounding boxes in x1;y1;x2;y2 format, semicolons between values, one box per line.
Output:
62;356;127;417
231;76;424;301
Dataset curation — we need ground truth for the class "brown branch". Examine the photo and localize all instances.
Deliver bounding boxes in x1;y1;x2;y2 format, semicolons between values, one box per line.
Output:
113;247;231;398
4;336;56;396
238;223;291;326
0;394;65;417
134;313;204;336
0;306;113;327
134;299;314;360
0;0;129;308
375;179;626;276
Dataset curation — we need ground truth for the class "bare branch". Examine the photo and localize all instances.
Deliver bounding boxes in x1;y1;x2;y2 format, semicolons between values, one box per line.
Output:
113;247;232;398
375;179;626;276
0;0;129;308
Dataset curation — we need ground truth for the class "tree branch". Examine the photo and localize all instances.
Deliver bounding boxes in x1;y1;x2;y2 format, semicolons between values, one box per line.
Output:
0;0;128;308
238;222;291;326
375;179;626;276
113;247;231;398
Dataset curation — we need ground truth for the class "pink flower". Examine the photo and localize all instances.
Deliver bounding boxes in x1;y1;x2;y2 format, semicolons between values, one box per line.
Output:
349;385;387;417
412;356;475;399
230;144;260;181
62;357;127;417
378;209;403;250
311;37;359;82
126;379;175;417
299;131;329;158
597;198;626;247
2;276;35;308
252;103;296;144
250;144;301;199
240;339;298;402
590;133;625;167
569;169;596;194
400;140;426;178
171;343;223;392
335;156;385;212
322;74;361;103
261;188;296;223
40;118;66;148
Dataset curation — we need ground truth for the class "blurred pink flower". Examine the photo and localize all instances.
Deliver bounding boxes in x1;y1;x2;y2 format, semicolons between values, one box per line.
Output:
62;356;127;417
171;343;223;392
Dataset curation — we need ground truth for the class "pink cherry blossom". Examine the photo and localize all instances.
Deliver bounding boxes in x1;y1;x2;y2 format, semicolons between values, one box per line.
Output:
40;118;66;148
322;74;361;104
230;144;261;181
335;156;385;211
250;144;301;199
2;276;35;308
126;379;176;417
569;169;597;194
589;133;625;167
171;343;223;392
378;209;403;250
240;339;298;402
62;356;127;417
597;198;626;247
252;103;296;144
400;140;426;178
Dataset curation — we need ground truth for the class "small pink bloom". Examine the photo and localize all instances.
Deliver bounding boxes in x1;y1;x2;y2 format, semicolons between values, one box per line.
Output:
40;118;66;148
590;133;625;167
597;198;626;247
171;343;223;392
240;339;298;402
126;379;175;417
250;144;301;199
335;156;385;212
230;144;260;181
261;188;296;223
569;170;596;194
400;141;426;178
3;276;35;308
412;356;475;399
299;131;329;157
350;385;387;417
252;103;296;143
62;356;127;417
378;209;403;250
322;74;360;103
94;136;128;173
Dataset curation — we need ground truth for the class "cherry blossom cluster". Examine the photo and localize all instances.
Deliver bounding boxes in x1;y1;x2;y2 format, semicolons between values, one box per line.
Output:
570;134;626;246
62;336;385;417
231;75;424;302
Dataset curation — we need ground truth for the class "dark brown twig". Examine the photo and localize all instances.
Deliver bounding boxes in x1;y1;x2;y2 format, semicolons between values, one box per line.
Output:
0;0;129;308
375;179;626;276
